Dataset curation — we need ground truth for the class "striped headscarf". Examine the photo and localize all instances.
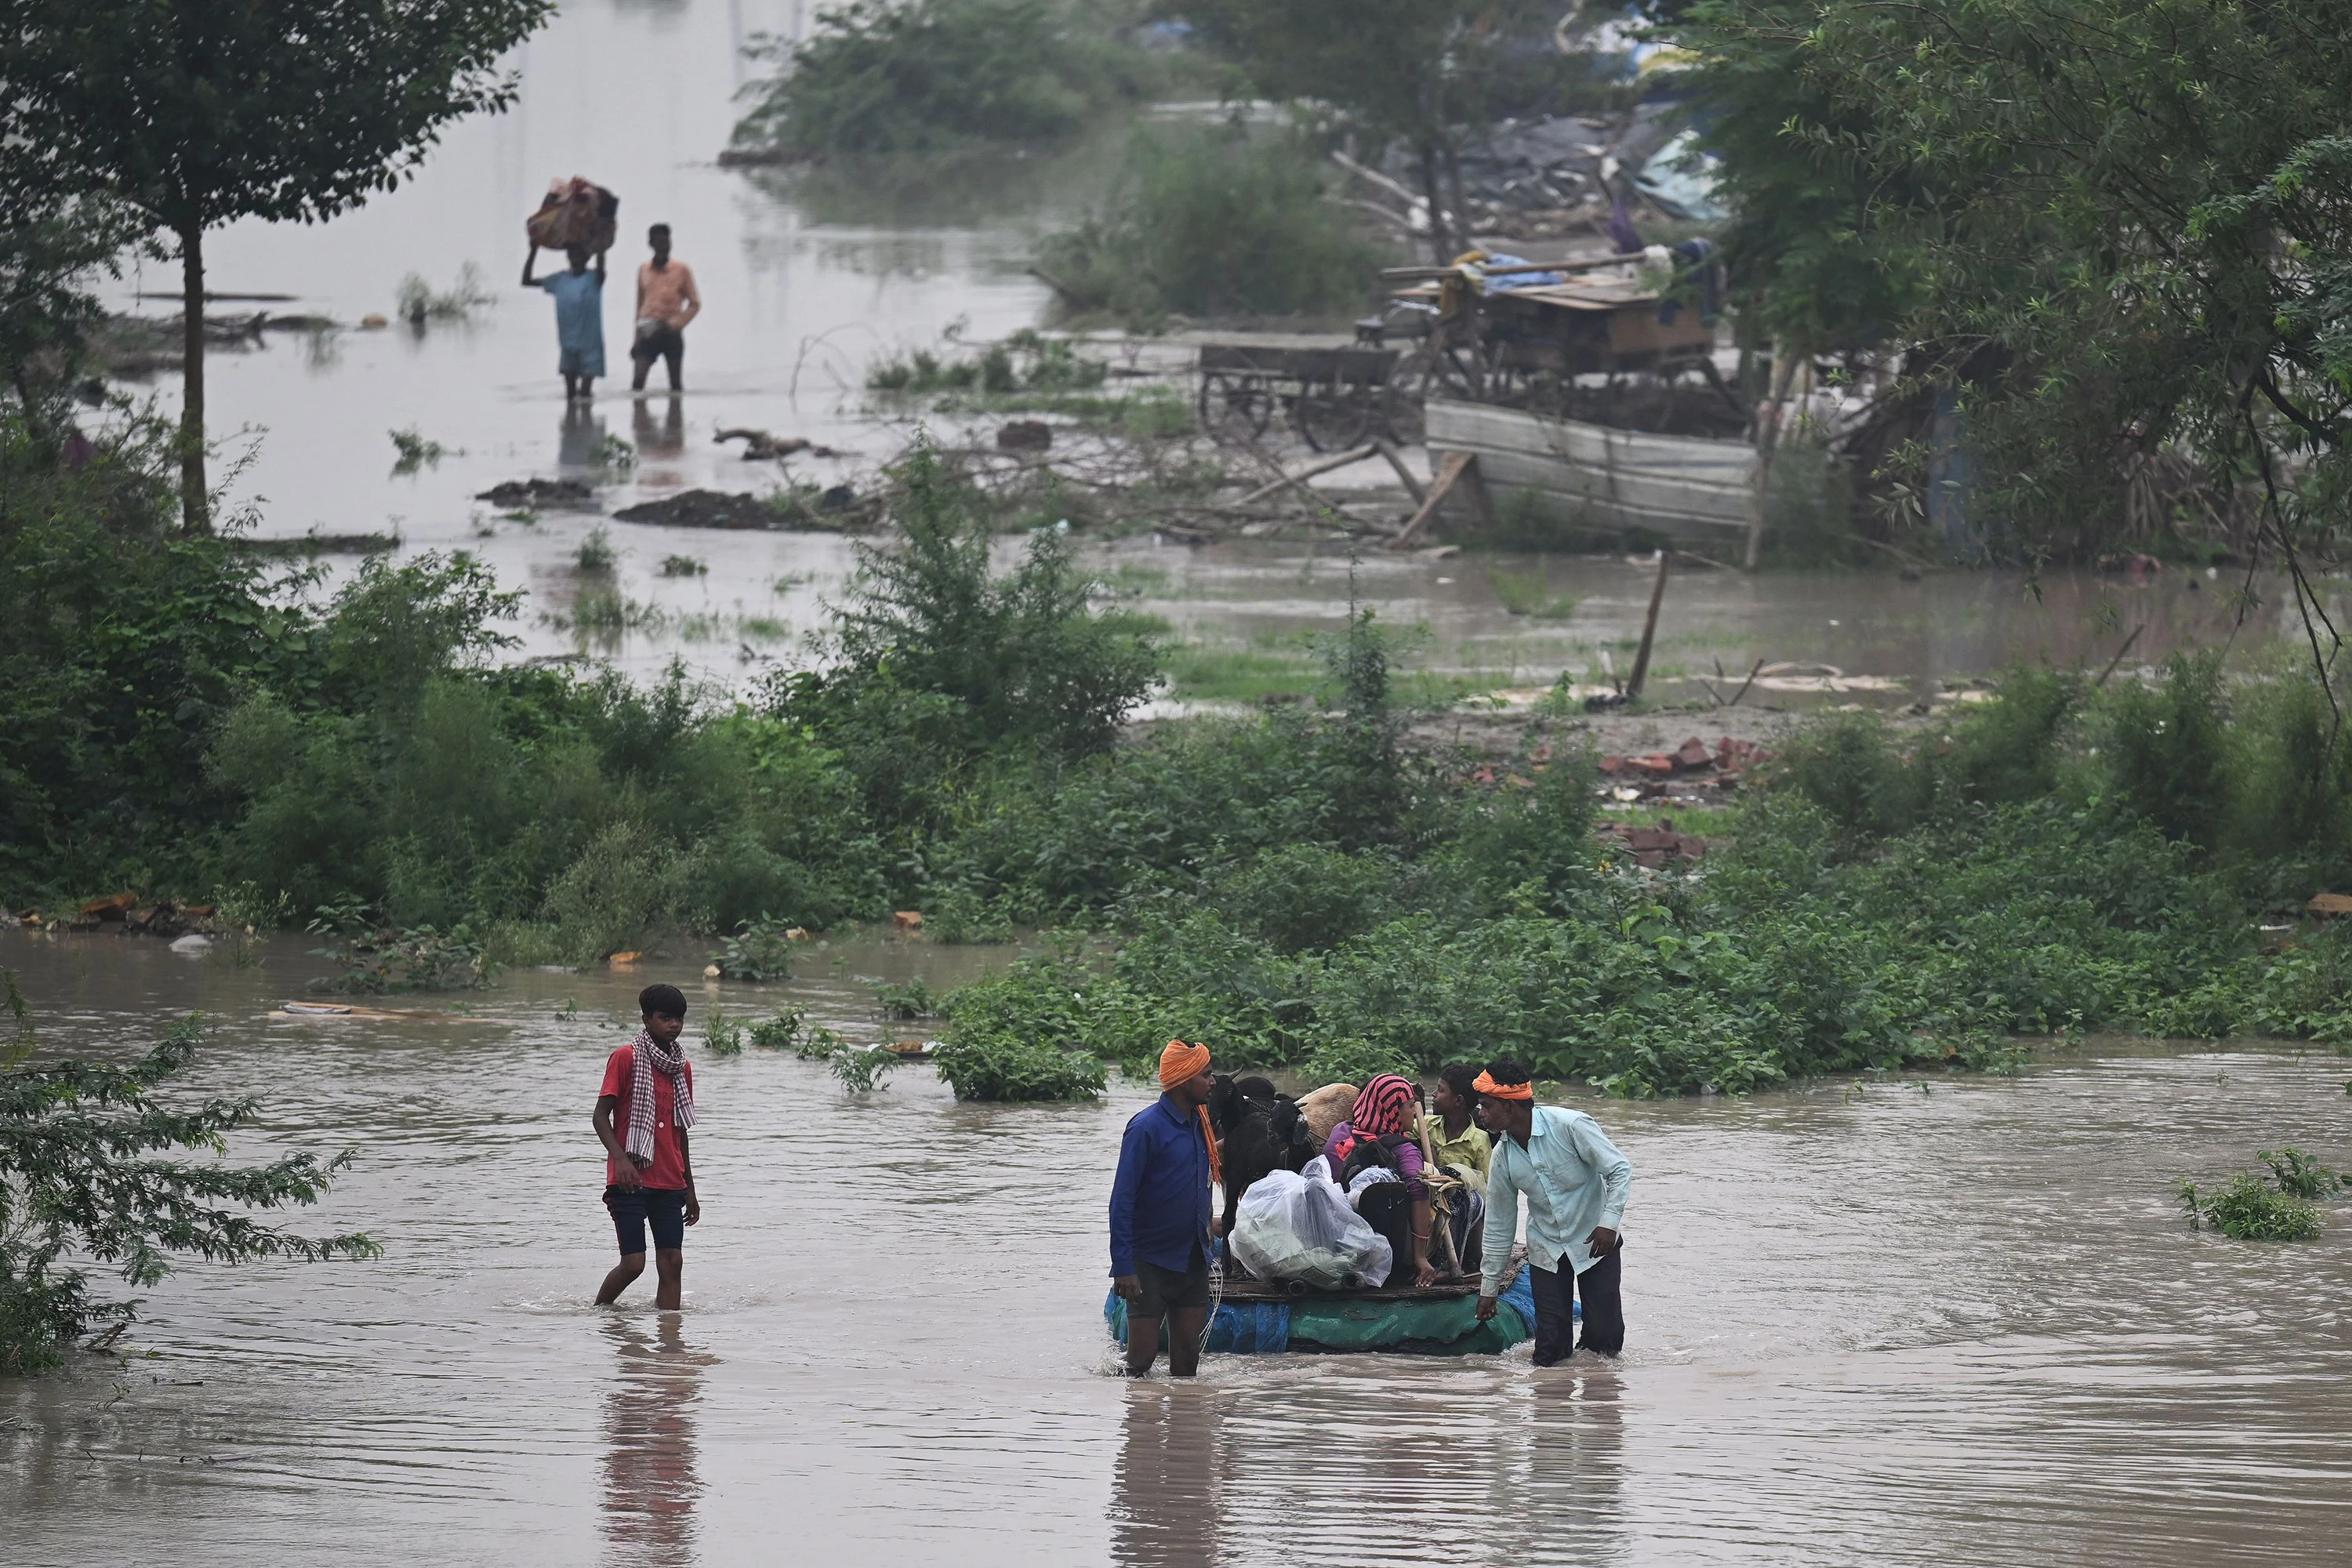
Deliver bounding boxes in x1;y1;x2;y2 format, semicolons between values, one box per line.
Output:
1350;1073;1417;1138
623;1029;695;1166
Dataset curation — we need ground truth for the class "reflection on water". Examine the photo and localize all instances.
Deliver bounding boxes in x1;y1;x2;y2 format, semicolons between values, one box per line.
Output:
1111;1386;1219;1568
5;933;2352;1565
633;395;688;462
600;1316;709;1566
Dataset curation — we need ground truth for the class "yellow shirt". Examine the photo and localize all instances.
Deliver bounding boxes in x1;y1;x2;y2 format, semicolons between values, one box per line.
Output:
1419;1112;1491;1188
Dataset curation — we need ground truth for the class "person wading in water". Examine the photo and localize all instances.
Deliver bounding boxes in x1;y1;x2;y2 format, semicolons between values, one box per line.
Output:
630;223;700;394
1109;1040;1221;1377
1473;1058;1632;1363
593;984;701;1308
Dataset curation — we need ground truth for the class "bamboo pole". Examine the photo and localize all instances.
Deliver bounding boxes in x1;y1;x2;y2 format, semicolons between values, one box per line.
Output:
1625;550;1670;700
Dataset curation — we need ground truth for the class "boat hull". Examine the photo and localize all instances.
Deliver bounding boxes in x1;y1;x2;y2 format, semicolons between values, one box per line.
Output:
1425;397;1756;543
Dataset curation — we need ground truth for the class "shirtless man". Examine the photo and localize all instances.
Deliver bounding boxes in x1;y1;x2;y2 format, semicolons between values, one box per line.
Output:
630;224;702;394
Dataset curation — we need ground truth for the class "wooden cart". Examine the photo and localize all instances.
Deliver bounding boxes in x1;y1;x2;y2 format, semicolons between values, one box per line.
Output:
1196;336;1403;452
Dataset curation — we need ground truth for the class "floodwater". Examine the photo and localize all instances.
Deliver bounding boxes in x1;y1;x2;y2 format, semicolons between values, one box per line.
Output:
5;932;2352;1564
95;0;2329;705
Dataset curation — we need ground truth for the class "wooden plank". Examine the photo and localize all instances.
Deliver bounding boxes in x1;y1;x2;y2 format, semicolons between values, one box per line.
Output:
1374;441;1427;504
1232;443;1380;507
1388;451;1474;549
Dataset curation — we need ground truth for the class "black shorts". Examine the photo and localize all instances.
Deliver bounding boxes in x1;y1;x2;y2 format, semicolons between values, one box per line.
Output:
605;1185;687;1256
1132;1247;1210;1316
631;323;684;364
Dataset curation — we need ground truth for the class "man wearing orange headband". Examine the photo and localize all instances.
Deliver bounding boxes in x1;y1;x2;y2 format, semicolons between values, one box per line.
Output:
1108;1040;1221;1377
1472;1057;1633;1363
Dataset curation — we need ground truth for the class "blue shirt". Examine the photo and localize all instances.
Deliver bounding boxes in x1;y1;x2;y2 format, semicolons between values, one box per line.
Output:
1480;1105;1633;1293
538;269;604;355
1108;1094;1213;1277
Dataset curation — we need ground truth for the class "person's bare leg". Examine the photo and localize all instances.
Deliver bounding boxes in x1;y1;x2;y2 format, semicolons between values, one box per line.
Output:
597;1252;646;1305
1124;1312;1163;1375
653;1247;684;1310
1167;1307;1207;1377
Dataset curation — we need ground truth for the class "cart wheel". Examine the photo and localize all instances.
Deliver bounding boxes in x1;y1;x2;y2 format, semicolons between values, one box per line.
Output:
1197;373;1273;445
1295;378;1374;453
1378;340;1476;446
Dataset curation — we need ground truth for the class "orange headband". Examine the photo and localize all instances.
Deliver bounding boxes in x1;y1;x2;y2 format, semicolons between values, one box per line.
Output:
1473;1070;1534;1102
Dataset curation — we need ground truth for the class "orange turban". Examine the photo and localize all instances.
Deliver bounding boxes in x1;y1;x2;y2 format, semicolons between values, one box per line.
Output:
1472;1069;1534;1102
1160;1040;1211;1089
1160;1040;1221;1189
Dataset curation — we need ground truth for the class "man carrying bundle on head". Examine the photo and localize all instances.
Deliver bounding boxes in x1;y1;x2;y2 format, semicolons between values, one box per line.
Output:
593;984;702;1309
1472;1058;1632;1363
1109;1041;1221;1377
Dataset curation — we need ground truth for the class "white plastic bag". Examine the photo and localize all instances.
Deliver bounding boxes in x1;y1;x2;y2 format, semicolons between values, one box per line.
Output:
1229;1168;1395;1290
1346;1166;1400;1208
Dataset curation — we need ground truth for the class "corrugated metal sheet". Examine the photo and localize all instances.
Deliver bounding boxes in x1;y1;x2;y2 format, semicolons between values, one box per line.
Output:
1425;399;1755;541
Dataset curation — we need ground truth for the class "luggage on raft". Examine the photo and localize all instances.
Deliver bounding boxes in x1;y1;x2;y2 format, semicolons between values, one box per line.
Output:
527;176;619;254
1102;1249;1549;1356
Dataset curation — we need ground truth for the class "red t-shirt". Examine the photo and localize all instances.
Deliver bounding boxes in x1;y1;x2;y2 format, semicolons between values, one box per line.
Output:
600;1046;694;1190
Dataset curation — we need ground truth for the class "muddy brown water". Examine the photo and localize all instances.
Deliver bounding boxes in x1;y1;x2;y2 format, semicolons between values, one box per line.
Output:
5;931;2351;1564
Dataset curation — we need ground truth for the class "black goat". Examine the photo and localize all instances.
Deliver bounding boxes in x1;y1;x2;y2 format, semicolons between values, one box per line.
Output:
1206;1074;1317;1240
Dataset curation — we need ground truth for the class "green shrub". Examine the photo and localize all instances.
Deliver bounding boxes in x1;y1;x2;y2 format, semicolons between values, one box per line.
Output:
875;977;945;1018
1036;129;1391;323
747;1007;810;1051
704;1007;746;1056
305;903;496;993
711;915;796;981
2104;652;2228;847
732;0;1153;155
830;1045;898;1091
2181;1172;2322;1241
2258;1146;2343;1200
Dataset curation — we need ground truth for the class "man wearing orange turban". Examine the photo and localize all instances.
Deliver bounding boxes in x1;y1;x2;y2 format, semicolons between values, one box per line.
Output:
1472;1057;1633;1363
1108;1041;1221;1377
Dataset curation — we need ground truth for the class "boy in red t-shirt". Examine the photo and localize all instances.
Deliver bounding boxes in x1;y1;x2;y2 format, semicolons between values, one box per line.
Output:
593;984;701;1308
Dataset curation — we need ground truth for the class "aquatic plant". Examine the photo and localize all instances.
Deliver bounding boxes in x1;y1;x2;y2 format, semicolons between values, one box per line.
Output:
747;1007;809;1051
389;426;449;470
829;1044;897;1092
588;435;637;477
658;554;707;577
875;976;945;1018
2257;1147;2343;1201
574;527;616;573
305;902;496;993
703;1007;746;1057
0;978;378;1371
711;915;796;982
394;263;495;323
2180;1172;2323;1242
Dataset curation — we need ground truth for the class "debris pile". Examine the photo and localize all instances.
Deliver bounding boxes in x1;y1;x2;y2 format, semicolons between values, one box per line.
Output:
1598;735;1771;804
612;487;865;530
1595;818;1708;870
20;893;220;937
476;477;598;510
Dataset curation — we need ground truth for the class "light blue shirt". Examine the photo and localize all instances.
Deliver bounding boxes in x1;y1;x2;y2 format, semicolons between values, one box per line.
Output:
1480;1105;1633;1294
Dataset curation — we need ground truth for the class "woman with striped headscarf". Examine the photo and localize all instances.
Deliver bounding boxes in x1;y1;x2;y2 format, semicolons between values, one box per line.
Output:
1322;1073;1439;1287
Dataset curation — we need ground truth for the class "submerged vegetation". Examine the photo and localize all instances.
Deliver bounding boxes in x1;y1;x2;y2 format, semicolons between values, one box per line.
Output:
0;981;379;1370
1036;129;1392;325
2181;1148;2341;1241
18;412;2352;1104
731;0;1160;157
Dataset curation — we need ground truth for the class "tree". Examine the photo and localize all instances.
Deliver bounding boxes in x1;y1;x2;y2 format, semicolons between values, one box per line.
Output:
1;976;378;1371
1668;0;2352;633
0;0;555;530
0;175;144;449
1167;0;1602;261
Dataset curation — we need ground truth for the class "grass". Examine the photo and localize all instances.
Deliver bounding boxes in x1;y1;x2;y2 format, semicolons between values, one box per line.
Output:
395;263;494;323
2181;1171;2323;1240
659;554;708;577
1486;564;1581;620
575;528;617;574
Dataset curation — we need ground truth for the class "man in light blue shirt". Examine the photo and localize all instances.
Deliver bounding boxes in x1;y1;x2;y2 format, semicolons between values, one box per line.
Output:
1473;1057;1632;1363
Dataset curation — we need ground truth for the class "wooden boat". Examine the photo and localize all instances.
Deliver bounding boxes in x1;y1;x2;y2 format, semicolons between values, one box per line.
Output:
1103;1251;1542;1357
1425;396;1756;544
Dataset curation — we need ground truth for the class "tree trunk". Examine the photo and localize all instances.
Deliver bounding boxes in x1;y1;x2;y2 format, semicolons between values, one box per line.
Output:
179;222;209;533
1417;143;1453;264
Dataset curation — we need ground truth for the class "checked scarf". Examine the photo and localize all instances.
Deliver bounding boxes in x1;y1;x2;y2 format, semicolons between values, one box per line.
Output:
623;1029;695;1166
